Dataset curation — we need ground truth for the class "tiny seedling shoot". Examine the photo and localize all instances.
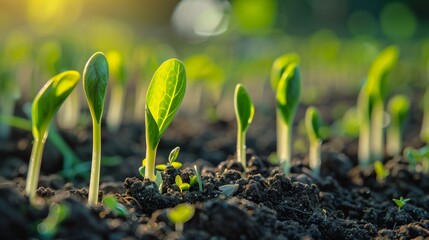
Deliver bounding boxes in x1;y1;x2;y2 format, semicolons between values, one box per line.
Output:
26;71;80;203
167;203;195;232
305;106;323;176
386;95;410;156
392;196;410;212
357;46;399;167
144;58;186;181
156;146;182;170
82;52;109;206
275;63;301;174
234;83;254;170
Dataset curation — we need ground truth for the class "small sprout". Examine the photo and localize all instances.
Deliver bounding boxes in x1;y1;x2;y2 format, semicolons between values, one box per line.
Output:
386;95;410;156
275;63;301;174
156;147;182;171
234;84;254;170
26;71;80;203
193;165;203;192
175;175;190;192
374;161;389;183
404;146;429;173
218;184;239;197
37;203;70;239
144;59;186;181
167;203;195;232
189;175;198;186
83;52;109;207
155;171;163;193
357;45;399;167
305;106;323;176
392;196;410;212
102;195;129;217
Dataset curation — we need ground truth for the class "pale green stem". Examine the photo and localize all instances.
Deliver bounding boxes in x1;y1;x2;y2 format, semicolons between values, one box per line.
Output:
276;111;285;162
88;119;102;206
175;223;184;232
370;102;384;161
309;140;321;176
386;124;401;156
145;146;157;181
237;129;246;170
25;136;47;203
107;85;124;133
358;121;371;168
278;113;292;174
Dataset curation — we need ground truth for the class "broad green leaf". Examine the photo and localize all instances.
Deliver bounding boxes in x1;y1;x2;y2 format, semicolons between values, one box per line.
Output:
169;146;180;163
305;106;323;142
168;204;195;224
367;45;399;100
83;52;109;123
145;107;160;150
276;64;301;124
234;84;254;133
146;59;186;136
270;53;300;91
32;71;80;140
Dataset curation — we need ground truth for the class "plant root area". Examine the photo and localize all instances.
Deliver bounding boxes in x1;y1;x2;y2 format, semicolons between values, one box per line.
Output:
1;114;429;239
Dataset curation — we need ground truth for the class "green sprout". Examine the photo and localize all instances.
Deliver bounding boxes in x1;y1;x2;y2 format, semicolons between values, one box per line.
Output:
421;87;429;143
193;165;203;192
234;84;254;170
37;203;70;240
144;59;186;181
374;160;389;184
82;52;109;207
175;175;190;192
386;95;410;156
156;147;182;171
26;71;80;203
105;50;127;133
305;106;323;176
275;63;301;174
167;203;195;232
102;195;129;217
357;46;399;167
392;196;410;212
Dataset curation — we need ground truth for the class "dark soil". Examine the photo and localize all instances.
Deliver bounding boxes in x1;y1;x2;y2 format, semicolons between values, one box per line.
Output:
1;100;429;239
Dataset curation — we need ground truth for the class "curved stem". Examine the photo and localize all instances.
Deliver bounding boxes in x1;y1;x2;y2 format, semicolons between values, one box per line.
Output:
25;137;46;203
88;120;102;206
309;140;321;176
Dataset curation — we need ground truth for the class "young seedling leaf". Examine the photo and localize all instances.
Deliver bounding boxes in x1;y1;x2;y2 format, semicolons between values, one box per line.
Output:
219;184;239;197
392;196;410;212
189;175;198;186
234;84;254;133
168;203;195;224
146;59;186;136
175;174;183;186
83;52;109;123
276;63;301;123
32;71;80;140
270;53;300;91
155;164;167;171
194;165;203;192
305;106;323;143
171;162;182;169
169;147;180;163
374;161;389;183
145;107;160;150
388;95;410;128
102;195;129;217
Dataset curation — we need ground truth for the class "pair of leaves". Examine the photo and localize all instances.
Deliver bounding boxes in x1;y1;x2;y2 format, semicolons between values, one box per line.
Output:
146;59;186;150
270;53;300;91
175;175;190;192
276;63;301;123
234;84;254;133
156;147;182;171
32;71;80;140
392;196;410;212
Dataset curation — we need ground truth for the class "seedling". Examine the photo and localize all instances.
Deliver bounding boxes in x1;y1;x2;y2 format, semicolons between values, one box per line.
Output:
102;195;129;217
37;203;70;239
386;95;410;156
392;196;410;212
156;147;182;171
193;165;203;192
357;46;399;167
374;160;389;184
83;52;109;206
270;54;301;174
26;71;80;203
305;106;323;176
105;51;127;133
276;64;301;174
234;84;254;170
167;203;195;232
175;175;190;192
143;59;186;181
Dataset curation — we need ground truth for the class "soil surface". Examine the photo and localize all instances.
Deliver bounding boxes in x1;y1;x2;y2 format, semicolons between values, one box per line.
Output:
1;99;429;239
